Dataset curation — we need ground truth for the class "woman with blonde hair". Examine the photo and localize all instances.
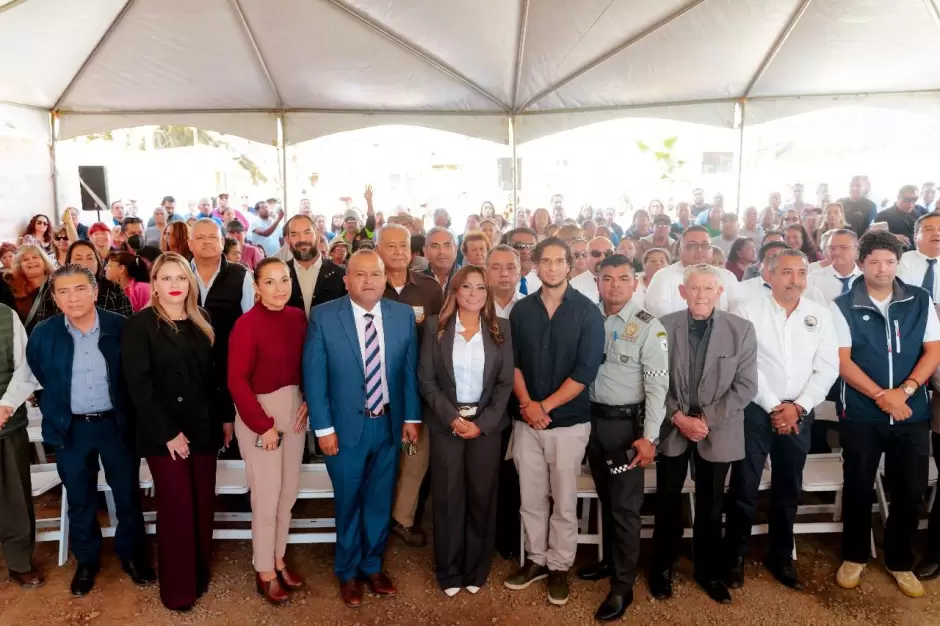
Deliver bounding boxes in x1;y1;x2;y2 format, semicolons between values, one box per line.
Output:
121;252;220;612
530;208;552;242
418;265;514;597
815;202;849;248
228;257;309;605
4;244;54;334
162;221;193;260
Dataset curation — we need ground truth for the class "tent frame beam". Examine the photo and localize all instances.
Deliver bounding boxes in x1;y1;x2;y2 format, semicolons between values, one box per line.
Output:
510;0;530;111
517;0;708;112
323;0;510;112
743;0;814;98
52;0;139;112
230;0;283;108
924;0;940;34
0;0;34;16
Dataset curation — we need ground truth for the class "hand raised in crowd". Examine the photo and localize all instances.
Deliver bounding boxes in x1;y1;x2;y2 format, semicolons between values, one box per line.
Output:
874;388;913;421
521;400;551;430
260;427;281;451
402;422;421;444
364;184;374;205
61;209;73;225
222;422;234;448
319;433;339;456
629;438;656;469
0;405;12;429
770;403;800;435
673;411;708;443
166;432;190;460
293;402;309;433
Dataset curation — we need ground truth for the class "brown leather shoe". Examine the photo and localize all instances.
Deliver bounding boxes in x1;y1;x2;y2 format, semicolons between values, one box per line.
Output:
340;578;363;608
256;573;289;605
363;572;397;597
276;566;304;591
9;570;44;589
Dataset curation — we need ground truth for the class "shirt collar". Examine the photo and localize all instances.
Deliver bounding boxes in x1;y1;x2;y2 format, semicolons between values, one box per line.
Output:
915;249;940;262
686;309;715;326
64;310;100;337
455;314;482;337
601;298;635;322
351;298;382;320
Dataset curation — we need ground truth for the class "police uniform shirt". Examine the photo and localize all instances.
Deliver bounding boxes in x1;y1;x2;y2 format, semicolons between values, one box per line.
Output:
589;298;669;440
806;264;863;304
731;294;839;414
644;262;739;318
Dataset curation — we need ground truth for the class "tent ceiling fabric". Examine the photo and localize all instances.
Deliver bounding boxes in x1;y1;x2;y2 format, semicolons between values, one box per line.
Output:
2;0;939;145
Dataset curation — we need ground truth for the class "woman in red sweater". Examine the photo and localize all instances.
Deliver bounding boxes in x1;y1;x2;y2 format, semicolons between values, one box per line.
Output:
228;257;309;605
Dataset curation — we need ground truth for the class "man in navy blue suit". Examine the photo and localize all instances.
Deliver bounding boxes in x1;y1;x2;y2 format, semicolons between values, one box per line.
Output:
304;249;421;608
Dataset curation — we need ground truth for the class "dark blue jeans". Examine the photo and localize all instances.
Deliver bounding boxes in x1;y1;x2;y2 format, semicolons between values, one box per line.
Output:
55;418;144;567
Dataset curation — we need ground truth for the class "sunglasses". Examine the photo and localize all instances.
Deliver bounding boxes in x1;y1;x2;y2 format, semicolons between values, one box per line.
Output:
55;235;69;241
573;251;587;259
590;249;614;258
511;242;535;250
35;220;49;226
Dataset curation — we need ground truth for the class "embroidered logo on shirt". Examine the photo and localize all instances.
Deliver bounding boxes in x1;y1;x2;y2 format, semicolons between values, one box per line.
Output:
635;309;654;323
412;306;425;324
624;321;638;341
804;315;818;330
863;314;870;321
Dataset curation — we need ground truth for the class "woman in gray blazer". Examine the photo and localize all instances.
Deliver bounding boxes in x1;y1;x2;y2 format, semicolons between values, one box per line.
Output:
418;265;514;598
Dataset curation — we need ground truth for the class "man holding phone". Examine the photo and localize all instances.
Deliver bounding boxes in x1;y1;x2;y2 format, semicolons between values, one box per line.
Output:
578;254;669;622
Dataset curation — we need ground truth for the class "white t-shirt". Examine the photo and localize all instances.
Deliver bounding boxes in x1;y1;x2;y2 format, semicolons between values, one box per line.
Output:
251;215;282;257
828;295;940;347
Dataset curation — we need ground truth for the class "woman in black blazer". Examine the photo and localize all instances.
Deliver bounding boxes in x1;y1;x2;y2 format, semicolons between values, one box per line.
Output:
122;252;223;612
418;264;514;597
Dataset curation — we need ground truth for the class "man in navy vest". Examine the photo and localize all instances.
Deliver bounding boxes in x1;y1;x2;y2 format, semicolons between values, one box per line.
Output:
829;231;940;598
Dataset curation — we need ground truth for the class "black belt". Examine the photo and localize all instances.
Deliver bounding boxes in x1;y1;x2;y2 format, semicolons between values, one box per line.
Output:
72;410;115;422
590;402;644;422
364;404;391;418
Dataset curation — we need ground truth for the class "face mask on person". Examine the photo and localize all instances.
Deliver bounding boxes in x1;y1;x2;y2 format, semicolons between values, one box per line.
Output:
126;234;143;251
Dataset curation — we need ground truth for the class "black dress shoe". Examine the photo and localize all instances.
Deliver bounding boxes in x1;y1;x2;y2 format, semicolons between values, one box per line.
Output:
121;559;156;586
649;568;673;600
723;556;744;589
914;557;940;581
764;559;803;591
577;561;613;581
694;575;732;604
71;564;99;597
594;589;633;622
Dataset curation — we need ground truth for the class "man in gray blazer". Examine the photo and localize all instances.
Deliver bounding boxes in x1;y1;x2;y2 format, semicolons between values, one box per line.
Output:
650;264;758;604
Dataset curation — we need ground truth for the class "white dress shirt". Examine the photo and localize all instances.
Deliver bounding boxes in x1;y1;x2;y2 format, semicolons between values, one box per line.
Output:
453;315;484;403
191;259;256;314
0;313;39;410
898;249;940;302
495;293;521;319
808;260;825;273
569;271;599;304
731;295;839;414
644;262;739;318
806;264;863;304
516;271;541;297
294;256;322;318
731;276;826;309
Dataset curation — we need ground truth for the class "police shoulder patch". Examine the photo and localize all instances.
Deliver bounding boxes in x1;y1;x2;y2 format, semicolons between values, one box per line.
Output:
635;309;654;323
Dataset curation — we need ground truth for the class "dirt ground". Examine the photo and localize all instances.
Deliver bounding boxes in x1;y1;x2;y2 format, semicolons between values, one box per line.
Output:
2;496;940;626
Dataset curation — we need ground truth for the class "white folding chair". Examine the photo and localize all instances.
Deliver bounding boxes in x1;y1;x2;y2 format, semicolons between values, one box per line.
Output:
213;460;252;540
289;464;337;544
97;460;156;537
30;463;69;566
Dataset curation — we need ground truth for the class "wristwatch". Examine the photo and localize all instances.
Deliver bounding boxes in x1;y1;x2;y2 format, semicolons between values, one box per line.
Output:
791;402;807;426
901;381;917;397
645;435;660;446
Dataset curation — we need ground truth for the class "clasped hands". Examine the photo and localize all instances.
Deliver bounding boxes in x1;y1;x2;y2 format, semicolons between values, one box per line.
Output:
451;416;481;439
672;410;709;442
873;387;912;421
769;402;802;435
520;400;552;430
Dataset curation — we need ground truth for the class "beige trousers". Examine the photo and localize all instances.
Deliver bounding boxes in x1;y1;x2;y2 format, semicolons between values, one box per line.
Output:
234;385;305;572
513;420;591;571
391;424;430;527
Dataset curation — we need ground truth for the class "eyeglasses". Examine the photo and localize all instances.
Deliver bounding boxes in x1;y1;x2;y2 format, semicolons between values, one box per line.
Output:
573;251;587;259
590;249;614;258
682;243;711;251
511;242;535;250
901;196;918;204
35;220;49;226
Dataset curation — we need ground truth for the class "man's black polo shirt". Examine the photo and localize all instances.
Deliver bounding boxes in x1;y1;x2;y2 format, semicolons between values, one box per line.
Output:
874;204;926;248
509;284;605;429
383;270;444;341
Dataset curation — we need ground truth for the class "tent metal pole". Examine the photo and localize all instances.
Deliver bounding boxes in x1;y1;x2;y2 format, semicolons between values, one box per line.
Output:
278;113;287;213
49;112;60;220
511;0;530;111
509;116;519;223
735;101;746;215
925;0;940;35
230;0;283;107
743;0;813;98
0;0;35;16
53;0;138;111
518;0;707;111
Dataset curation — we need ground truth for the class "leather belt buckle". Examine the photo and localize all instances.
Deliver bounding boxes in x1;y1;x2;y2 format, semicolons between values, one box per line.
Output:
457;405;478;418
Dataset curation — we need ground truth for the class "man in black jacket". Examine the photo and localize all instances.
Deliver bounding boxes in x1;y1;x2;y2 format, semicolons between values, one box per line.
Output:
283;215;346;318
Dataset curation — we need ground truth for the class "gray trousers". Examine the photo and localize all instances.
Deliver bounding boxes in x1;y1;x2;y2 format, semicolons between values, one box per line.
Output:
0;428;35;573
513;420;591;571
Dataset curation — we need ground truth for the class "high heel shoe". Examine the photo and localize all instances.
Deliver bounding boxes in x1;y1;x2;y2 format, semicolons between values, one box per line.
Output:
256;573;289;605
276;566;304;591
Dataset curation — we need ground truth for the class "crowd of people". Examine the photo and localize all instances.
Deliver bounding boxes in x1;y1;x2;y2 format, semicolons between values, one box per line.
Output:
0;176;939;621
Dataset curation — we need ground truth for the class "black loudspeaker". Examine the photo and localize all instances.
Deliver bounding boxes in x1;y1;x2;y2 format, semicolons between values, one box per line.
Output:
497;157;521;191
78;165;109;212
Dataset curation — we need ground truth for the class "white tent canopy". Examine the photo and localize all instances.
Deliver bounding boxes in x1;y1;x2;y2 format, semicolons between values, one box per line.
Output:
3;0;940;146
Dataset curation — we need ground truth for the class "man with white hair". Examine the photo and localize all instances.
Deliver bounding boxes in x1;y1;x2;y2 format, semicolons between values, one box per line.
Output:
569;237;614;304
651;264;758;604
644;226;739;317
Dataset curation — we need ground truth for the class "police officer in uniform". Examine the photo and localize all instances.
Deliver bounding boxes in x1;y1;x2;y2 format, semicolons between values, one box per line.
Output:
579;254;669;622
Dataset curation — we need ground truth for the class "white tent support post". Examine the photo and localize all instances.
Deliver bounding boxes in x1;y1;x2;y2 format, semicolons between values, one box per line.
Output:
509;116;518;223
324;0;510;112
277;112;287;212
510;0;530;111
518;0;708;112
230;0;283;107
52;0;138;112
742;0;814;98
735;100;746;215
49;112;59;220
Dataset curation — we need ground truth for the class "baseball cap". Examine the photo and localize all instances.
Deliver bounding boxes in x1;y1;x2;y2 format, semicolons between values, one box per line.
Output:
653;215;671;226
343;209;360;222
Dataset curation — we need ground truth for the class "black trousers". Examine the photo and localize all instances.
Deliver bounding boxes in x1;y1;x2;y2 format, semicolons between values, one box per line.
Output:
652;446;730;580
55;418;145;567
430;430;502;589
0;428;35;573
841;419;929;570
724;403;812;567
585;417;644;594
494;426;521;558
927;432;940;559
